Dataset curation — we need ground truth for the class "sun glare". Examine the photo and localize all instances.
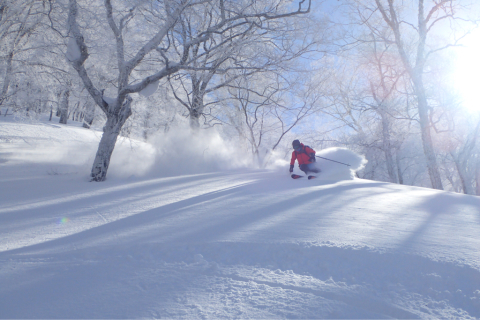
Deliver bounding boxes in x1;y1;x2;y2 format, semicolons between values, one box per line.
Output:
453;28;480;114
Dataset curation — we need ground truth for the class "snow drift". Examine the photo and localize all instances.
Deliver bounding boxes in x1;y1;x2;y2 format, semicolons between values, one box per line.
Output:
315;147;366;180
0;120;156;179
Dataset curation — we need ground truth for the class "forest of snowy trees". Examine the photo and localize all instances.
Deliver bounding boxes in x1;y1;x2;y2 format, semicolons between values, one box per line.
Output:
1;0;480;194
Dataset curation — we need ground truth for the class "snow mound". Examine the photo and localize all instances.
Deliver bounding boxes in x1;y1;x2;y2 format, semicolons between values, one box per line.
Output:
0;120;156;179
316;147;366;180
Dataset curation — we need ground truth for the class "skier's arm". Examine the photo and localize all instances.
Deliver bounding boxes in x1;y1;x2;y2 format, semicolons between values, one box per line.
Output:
289;152;297;172
290;151;297;166
306;147;316;161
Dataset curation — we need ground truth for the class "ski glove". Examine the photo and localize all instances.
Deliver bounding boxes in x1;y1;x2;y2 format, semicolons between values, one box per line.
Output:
309;153;316;162
289;165;294;173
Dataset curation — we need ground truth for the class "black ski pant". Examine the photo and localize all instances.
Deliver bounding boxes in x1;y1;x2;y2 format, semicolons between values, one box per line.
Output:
299;163;320;175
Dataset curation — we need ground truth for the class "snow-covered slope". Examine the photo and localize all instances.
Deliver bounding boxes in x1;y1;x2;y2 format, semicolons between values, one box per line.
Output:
1;119;479;319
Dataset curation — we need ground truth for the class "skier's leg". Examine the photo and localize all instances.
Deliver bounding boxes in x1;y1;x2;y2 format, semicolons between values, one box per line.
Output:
306;163;320;174
299;164;309;175
300;163;321;175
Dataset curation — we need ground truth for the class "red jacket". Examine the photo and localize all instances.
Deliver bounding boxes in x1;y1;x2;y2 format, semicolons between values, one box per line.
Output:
290;144;316;165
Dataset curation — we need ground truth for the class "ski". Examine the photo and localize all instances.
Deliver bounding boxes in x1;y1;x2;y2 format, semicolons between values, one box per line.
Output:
291;174;317;180
291;173;319;180
291;174;304;179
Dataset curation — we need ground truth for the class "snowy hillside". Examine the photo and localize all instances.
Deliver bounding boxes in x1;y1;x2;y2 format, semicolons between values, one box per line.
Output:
1;119;480;319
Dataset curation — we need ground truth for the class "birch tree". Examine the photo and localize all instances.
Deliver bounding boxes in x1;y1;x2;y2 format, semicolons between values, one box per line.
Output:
168;0;314;129
0;0;45;108
370;0;477;190
58;82;70;124
66;0;200;181
66;0;312;181
366;29;411;183
433;99;480;194
221;69;325;166
321;46;415;184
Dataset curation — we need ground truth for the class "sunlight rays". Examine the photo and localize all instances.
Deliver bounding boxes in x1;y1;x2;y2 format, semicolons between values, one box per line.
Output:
454;28;480;113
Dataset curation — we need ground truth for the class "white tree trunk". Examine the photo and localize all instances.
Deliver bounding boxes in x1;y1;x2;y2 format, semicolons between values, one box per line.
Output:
452;156;474;195
189;91;204;129
412;73;444;190
189;111;201;129
0;51;13;106
82;101;95;128
90;98;132;181
395;149;404;185
379;109;397;183
59;89;69;124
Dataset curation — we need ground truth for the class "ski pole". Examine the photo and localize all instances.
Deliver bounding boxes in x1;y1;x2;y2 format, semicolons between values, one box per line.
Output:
316;156;351;167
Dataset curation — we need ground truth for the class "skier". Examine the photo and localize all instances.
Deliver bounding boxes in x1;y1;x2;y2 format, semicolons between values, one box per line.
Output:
289;139;320;177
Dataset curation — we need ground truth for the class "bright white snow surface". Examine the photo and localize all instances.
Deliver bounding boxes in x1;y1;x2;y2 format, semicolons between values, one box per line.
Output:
1;117;480;319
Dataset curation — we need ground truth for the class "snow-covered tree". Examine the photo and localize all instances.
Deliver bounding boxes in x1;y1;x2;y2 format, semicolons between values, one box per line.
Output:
168;0;317;129
66;0;312;181
370;0;478;190
0;0;46;111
